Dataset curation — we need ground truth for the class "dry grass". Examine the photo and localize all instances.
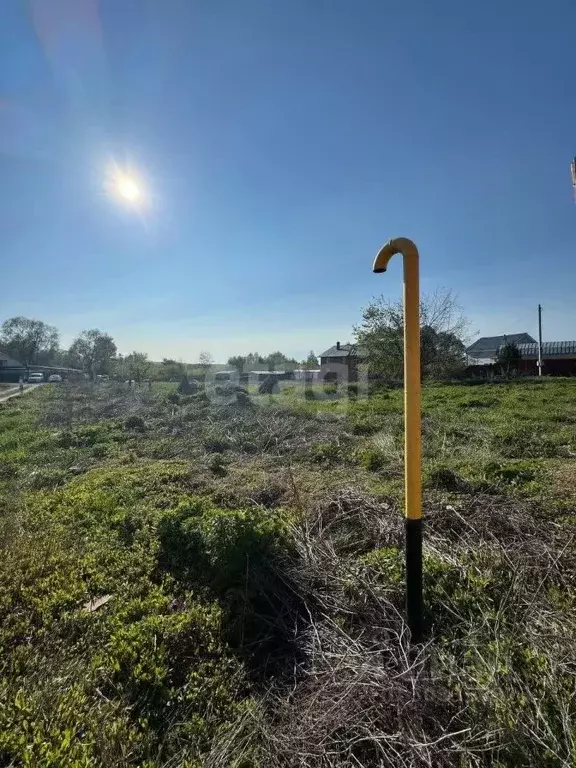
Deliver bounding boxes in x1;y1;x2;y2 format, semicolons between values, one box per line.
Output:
208;486;576;767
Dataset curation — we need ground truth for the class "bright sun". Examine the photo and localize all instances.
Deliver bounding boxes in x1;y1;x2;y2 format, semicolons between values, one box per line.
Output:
104;163;147;208
116;174;142;202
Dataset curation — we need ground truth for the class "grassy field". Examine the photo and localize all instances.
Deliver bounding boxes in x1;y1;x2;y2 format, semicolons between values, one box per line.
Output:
0;379;575;766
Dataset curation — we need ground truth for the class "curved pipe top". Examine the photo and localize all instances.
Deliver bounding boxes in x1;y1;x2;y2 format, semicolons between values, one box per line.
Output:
372;237;419;273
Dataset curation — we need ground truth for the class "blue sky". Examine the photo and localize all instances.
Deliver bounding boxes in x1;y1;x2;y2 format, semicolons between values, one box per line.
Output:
1;0;575;362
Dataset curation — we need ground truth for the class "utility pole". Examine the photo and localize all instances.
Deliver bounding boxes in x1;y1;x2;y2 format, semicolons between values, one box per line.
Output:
537;304;543;376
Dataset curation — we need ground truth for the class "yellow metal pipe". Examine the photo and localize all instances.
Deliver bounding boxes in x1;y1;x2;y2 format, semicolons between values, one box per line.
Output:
373;238;421;520
373;237;423;642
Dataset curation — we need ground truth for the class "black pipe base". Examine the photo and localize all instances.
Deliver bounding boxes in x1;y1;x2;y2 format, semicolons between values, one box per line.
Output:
405;518;424;644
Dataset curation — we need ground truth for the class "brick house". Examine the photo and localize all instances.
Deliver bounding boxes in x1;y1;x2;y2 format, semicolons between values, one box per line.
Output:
319;341;367;381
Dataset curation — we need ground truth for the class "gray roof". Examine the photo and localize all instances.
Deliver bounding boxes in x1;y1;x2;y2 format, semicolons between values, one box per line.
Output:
320;343;367;359
514;341;576;358
249;370;287;375
466;333;536;358
0;352;24;368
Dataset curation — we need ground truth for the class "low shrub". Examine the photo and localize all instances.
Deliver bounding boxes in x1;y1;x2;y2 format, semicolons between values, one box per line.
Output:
124;415;146;432
157;497;288;590
356;445;385;471
0;460;17;480
347;383;359;399
156;498;294;650
309;442;340;464
91;443;110;459
484;460;537;486
27;467;69;490
349;415;382;435
208;453;228;476
425;466;470;492
92;590;243;741
203;428;232;453
360;546;403;585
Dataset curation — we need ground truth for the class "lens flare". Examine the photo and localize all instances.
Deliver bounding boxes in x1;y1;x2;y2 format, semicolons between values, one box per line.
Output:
105;162;147;209
116;174;141;202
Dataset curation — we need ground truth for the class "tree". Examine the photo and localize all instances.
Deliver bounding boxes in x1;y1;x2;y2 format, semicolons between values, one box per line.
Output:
355;289;468;381
198;351;214;373
160;358;185;380
304;350;318;369
262;350;298;371
228;355;247;374
245;352;265;370
68;329;117;380
0;316;59;367
125;351;151;383
226;351;300;373
496;338;522;377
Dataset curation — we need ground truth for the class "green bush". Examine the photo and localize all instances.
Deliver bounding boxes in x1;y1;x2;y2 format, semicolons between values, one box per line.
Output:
91;443;110;459
93;590;243;736
347;383;359;399
309;442;340;464
27;467;69;490
0;460;18;480
356;445;385;471
76;424;114;446
156;498;293;648
495;426;559;459
56;430;74;448
124;415;146;432
484;460;537;486
203;428;232;453
425;466;470;492
349;415;382;435
360;546;403;584
157;497;288;591
0;676;147;767
424;550;515;633
208;453;228;476
180;392;208;406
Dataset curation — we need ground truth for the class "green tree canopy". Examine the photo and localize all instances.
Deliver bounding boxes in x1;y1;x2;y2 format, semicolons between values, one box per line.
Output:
227;355;247;373
68;329;117;380
125;351;152;383
160;358;185;379
496;339;522;377
303;350;318;369
355;289;468;381
0;316;59;367
261;351;298;371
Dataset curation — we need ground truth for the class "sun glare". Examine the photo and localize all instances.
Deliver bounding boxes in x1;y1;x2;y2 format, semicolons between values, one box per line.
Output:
105;163;148;209
116;175;141;202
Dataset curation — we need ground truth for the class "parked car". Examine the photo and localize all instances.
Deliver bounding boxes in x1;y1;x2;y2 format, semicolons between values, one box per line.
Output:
27;372;44;383
48;374;63;383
